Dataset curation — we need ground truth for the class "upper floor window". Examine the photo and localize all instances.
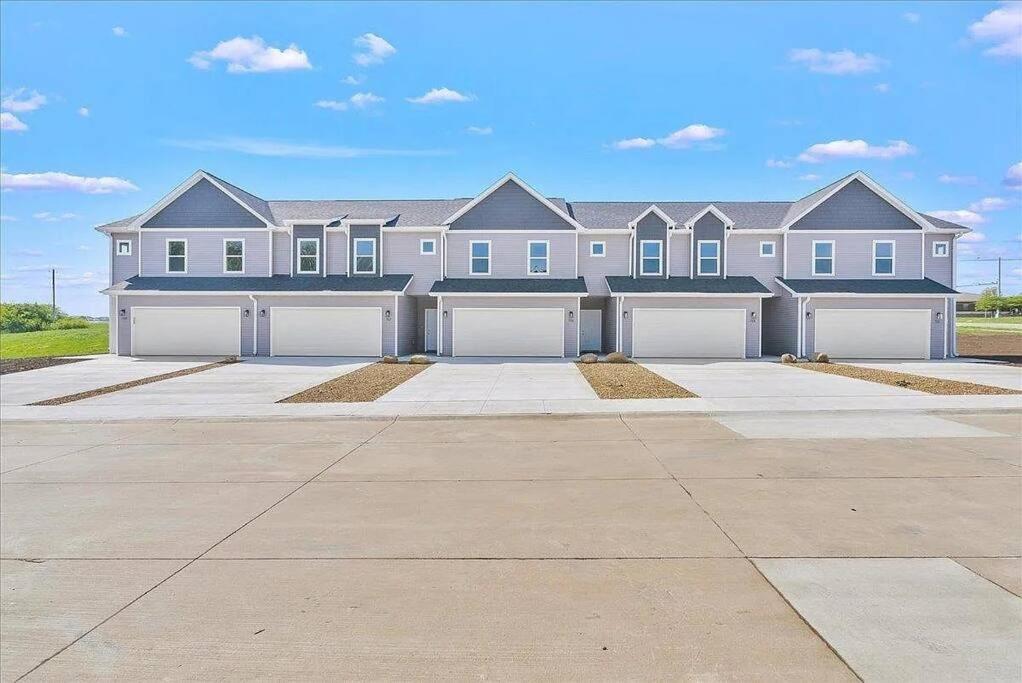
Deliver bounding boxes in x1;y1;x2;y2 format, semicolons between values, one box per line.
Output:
223;239;244;273
353;238;376;274
590;241;606;257
698;240;721;275
640;240;662;275
420;239;436;255
873;240;895;276
528;240;549;275
812;240;834;276
166;239;187;273
759;241;775;258
470;240;490;275
297;238;320;274
932;241;949;258
116;239;132;256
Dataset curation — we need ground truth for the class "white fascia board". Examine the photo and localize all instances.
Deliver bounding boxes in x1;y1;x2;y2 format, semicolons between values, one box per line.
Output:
381;226;446;233
605;290;773;298
130;171;274;229
444;228;577;234
781;171;935;232
341;218;388;226
627;205;676;229
683;204;734;229
107;290;405;296
773;278;800;296
441;172;586;230
426;291;582;298
798;292;958;299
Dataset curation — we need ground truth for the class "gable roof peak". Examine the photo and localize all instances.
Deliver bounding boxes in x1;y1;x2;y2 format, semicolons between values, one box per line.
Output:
441;171;585;229
683;203;735;229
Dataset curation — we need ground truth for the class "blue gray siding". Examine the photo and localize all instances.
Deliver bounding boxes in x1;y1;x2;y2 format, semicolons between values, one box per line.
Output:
397;293;418;355
450;181;574;230
619;296;762;358
785;233;923;279
292;225;324;277
438;295;579;357
578;234;629;295
111;232;138;283
605;297;618;352
691;213;727;278
252;294;396;356
668;232;691;277
804;297;947;359
326;229;348;275
727;234;781;286
445;232;576;278
140;230;271;277
384;232;441;295
634;213;668;278
924;234;954;287
142;178;266;229
791;179;919;230
272;232;290;275
762;293;798;356
115;295;255;356
348;225;381;277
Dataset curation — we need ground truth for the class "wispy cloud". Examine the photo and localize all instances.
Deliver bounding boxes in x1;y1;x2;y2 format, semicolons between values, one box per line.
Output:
766;159;792;168
612;137;656;150
77;106;90;117
164;136;448;159
32;211;78;222
1;88;47;113
927;209;986;227
612;124;725;151
799;174;821;181
112;26;127;37
873;82;891;93
11;249;44;257
407;87;474;104
938;173;978;185
797;139;915;163
342;75;365;85
0;214;16;221
353;33;396;67
903;12;921;23
968;2;1022;58
969;197;1011;212
315;92;384;112
1;171;138;194
466;126;493;136
788;48;885;75
0;112;28;132
1004;161;1022;189
189;36;312;73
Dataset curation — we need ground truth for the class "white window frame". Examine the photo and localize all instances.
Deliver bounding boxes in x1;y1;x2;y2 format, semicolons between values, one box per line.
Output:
932;240;949;258
639;240;662;276
759;241;776;258
872;240;896;277
419;238;437;255
590;241;606;257
297;238;320;274
223;238;245;274
527;240;550;276
469;240;491;275
116;239;132;256
165;239;187;274
696;240;721;276
812;240;835;277
352;237;377;274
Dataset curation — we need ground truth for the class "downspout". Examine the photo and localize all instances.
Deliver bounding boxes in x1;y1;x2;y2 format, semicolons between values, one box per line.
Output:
796;296;803;357
723;228;728;279
322;228;327;277
437;295;443;357
618;296;624;354
113;294;119;355
576;296;581;357
943;297;949;359
782;232;788;279
666;229;671;278
394;294;399;356
248;295;258;356
920;232;926;279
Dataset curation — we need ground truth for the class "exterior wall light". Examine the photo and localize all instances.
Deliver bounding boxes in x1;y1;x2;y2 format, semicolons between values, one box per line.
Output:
623;311;629;319
259;309;267;317
243;309;251;318
936;311;943;321
443;310;448;319
805;311;812;319
385;310;392;321
119;308;127;318
568;311;574;322
750;311;757;322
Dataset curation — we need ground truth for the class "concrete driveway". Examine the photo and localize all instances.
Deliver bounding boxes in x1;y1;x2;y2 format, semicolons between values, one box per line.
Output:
1;412;1018;680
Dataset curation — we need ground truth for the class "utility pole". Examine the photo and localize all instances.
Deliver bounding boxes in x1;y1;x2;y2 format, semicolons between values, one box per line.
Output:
51;268;56;316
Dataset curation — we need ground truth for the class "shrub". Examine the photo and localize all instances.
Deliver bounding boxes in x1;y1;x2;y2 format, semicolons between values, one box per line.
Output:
0;303;60;333
51;316;91;330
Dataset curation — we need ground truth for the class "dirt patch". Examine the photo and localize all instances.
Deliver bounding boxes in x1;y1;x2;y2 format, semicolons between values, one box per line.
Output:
957;330;1022;365
279;362;430;403
31;359;240;406
576;361;697;399
0;357;88;376
789;362;1021;396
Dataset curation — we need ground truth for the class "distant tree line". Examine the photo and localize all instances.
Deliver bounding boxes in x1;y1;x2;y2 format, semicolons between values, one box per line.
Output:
976;287;1022;314
0;303;92;333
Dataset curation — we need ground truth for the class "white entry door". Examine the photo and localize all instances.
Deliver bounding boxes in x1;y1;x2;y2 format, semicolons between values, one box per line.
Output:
424;309;437;352
132;307;241;356
580;309;602;352
453;308;563;357
814;308;930;359
270;307;382;356
632;308;746;358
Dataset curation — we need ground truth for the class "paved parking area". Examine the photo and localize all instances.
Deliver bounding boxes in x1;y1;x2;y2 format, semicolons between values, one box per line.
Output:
2;412;1019;680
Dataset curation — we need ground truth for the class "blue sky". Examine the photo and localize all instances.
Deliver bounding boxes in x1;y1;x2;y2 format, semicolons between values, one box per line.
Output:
1;1;1020;315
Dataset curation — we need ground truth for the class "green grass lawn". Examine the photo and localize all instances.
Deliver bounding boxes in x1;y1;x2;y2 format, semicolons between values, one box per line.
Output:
957;316;1022;328
0;323;109;359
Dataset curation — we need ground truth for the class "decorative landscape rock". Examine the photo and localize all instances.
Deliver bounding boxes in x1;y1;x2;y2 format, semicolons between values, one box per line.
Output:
579;353;598;364
605;352;629;363
780;353;798;364
381;355;399;364
812;352;830;363
408;355;430;365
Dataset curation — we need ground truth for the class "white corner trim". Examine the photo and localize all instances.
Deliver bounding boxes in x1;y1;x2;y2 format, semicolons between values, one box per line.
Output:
683;204;734;230
440;172;586;230
627;204;676;229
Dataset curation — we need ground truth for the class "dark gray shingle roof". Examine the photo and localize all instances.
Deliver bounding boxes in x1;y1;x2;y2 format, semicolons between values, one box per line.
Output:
606;276;771;294
430;278;588;294
777;277;957;295
108;275;412;293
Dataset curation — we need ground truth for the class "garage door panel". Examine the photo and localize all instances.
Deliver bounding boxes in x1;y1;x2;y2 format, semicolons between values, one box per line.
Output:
271;307;381;357
454;308;563;357
132;307;241;356
815;309;929;359
633;308;745;358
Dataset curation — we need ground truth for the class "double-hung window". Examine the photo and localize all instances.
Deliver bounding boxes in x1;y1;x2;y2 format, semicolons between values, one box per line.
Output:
420;239;436;255
697;240;720;276
812;240;835;276
166;239;187;273
223;239;245;273
353;238;376;274
470;240;490;275
590;241;606;257
640;240;662;275
932;241;949;258
872;240;895;276
116;239;132;256
528;240;549;275
297;238;320;274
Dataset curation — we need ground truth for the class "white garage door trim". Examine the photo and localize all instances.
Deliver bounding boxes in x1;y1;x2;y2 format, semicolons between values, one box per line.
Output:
270;306;382;357
453;307;564;357
131;306;242;356
632;308;746;358
814;308;930;359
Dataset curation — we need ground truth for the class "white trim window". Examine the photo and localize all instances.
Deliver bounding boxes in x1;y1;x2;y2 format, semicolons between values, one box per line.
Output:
812;240;835;276
590;241;606;257
759;241;776;258
470;240;491;275
353;238;376;274
697;240;721;276
223;238;245;273
297;238;320;274
872;240;895;276
932;240;949;258
166;239;187;273
116;239;132;256
420;238;437;255
528;240;550;275
640;240;662;275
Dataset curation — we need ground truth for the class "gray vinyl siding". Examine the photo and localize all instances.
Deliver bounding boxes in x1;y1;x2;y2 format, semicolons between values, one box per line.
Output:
791;179;919;230
762;292;798;356
292;225;324;277
108;296;118;353
326;230;348;275
578;234;629;295
438;295;579;357
111;232;138;283
445;232;576;278
450;180;574;230
620;296;761;358
253;294;396;357
785;232;923;279
924;234;954;287
804;297;947;359
669;232;691;277
692;214;727;278
605;297;618;352
140;230;271;277
272;232;290;275
634;213;668;278
728;234;780;286
384;232;441;295
142;178;266;229
397;294;417;355
115;295;255;356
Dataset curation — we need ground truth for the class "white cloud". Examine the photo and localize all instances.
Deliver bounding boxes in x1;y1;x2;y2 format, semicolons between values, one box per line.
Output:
0;214;16;221
349;92;384;108
658;124;725;148
32;211;77;222
57;271;107;286
797;139;916;163
189;36;311;73
968;2;1022;58
407;87;474;104
12;249;44;257
165;136;447;159
315;100;348;111
77;245;91;251
1004;161;1022;189
342;75;365;85
799;174;821;181
927;209;986;227
938;173;978;185
0;112;28;132
873;82;891;93
969;197;1011;212
903;12;921;23
1;89;47;113
959;230;987;242
766;159;792;168
353;33;396;67
788;48;885;75
466;126;493;136
1;171;138;194
112;26;127;37
77;106;90;117
612;137;656;150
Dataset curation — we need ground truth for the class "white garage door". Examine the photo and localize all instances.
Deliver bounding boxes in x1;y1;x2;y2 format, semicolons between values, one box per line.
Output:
271;307;382;357
132;307;241;356
633;308;746;358
453;308;563;357
815;309;930;359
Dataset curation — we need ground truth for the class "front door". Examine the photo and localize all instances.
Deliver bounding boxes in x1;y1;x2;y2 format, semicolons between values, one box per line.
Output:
580;310;602;352
424;309;437;352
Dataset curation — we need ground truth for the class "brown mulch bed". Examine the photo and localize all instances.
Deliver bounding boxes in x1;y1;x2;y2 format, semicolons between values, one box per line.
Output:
279;362;430;403
0;357;88;376
789;362;1021;396
31;359;241;406
575;361;697;399
956;330;1022;366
